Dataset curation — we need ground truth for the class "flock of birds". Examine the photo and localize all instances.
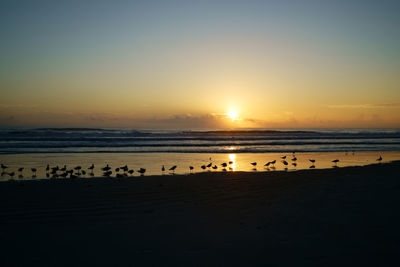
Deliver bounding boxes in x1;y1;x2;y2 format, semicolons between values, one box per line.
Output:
0;154;383;179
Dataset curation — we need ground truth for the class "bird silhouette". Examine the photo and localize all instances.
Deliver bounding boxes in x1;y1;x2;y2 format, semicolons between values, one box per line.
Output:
250;162;257;166
281;156;286;159
309;159;315;164
332;159;339;166
169;165;177;173
189;166;194;172
102;164;111;171
282;160;288;166
206;162;212;168
377;155;382;162
88;164;95;170
212;165;217;170
221;163;227;167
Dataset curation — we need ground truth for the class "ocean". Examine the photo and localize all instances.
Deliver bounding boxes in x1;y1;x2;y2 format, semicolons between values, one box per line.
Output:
0;128;399;179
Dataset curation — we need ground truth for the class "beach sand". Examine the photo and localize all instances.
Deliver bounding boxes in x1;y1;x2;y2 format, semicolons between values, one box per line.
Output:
1;162;400;266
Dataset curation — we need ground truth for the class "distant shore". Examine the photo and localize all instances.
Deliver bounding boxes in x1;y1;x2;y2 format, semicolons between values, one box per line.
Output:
1;162;400;266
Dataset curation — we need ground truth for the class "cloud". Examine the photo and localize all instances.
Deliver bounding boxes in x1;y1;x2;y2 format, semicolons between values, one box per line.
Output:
328;103;400;109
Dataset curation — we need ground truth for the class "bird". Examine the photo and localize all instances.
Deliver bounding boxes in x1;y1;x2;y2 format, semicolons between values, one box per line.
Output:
281;156;286;159
332;159;339;165
1;164;8;171
206;162;212;168
169;165;177;173
221;163;227;167
264;162;271;167
212;165;218;170
88;164;95;170
9;172;15;178
201;165;206;170
115;168;120;172
120;165;128;172
52;166;59;172
292;162;297;167
82;170;86;175
377;155;382;162
102;164;111;171
309;159;315;164
46;164;50;172
291;157;297;162
60;165;67;172
282;160;288;166
31;168;37;174
309;165;316;169
189;166;194;172
270;160;276;166
250;162;257;167
128;169;134;175
74;166;82;171
162;165;165;172
228;161;233;165
18;167;24;172
138;168;146;175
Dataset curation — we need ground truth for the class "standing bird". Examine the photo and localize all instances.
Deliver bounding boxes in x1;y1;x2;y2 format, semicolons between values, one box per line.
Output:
270;160;276;166
189;166;194;172
206;162;212;168
31;168;37;175
102;164;111;171
309;159;316;164
228;161;233;165
281;156;286;160
128;169;134;176
212;165;218;170
264;162;271;167
169;165;177;173
9;172;15;178
377;155;382;162
1;164;8;171
162;165;165;173
60;165;67;172
221;162;227;168
282;160;288;166
250;162;257;167
332;159;339;165
46;164;50;172
291;156;297;162
88;164;95;171
201;165;206;170
18;167;24;173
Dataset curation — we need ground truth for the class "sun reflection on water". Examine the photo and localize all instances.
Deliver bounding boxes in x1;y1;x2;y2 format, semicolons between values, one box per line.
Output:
229;153;236;171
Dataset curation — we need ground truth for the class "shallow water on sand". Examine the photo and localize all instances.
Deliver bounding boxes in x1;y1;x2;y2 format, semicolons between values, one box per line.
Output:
0;151;399;180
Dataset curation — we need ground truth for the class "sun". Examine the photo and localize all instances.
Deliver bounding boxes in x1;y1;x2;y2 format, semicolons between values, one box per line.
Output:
227;110;238;121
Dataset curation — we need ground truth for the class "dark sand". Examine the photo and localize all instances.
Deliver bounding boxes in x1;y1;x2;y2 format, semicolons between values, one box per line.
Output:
1;162;400;266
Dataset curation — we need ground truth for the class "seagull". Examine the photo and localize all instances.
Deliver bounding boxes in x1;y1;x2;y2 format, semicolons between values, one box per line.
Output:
189;166;194;172
9;172;15;178
270;160;276;166
206;162;212;168
46;164;50;172
221;163;227;167
282;160;288;166
377;155;382;162
212;165;218;170
264;162;271;167
74;166;82;171
228;161;233;165
250;162;257;167
60;165;67;172
88;164;95;171
332;159;339;165
138;168;146;175
309;159;315;164
291;157;297;162
169;165;177;173
128;169;134;175
281;156;286;159
18;167;24;173
102;164;111;171
115;168;120;172
162;165;165;172
31;168;37;174
120;165;128;172
1;164;8;171
292;162;297;167
201;165;206;170
103;171;112;177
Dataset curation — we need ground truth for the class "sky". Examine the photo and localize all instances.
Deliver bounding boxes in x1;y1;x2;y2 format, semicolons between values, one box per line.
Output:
1;0;400;129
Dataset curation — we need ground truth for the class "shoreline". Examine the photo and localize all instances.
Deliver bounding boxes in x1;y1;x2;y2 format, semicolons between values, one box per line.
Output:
1;161;400;266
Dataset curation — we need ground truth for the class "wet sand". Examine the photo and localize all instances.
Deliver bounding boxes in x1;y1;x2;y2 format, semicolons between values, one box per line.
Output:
1;162;400;266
